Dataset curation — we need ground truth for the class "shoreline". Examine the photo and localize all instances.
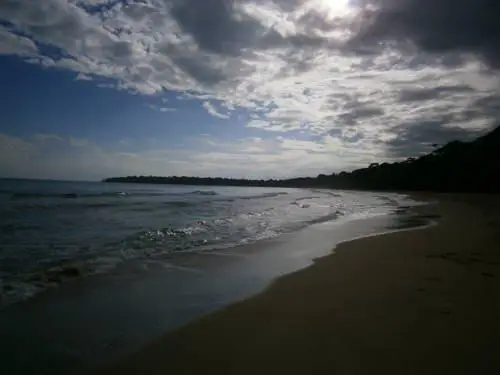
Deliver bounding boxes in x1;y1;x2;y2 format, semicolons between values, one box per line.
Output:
0;189;416;310
0;198;426;375
95;194;500;374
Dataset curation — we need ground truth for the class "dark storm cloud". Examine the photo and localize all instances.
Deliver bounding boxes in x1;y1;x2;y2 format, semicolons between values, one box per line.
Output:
352;0;500;67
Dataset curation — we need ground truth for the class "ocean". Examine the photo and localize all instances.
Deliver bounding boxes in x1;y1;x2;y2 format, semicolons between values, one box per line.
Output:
0;178;418;307
0;178;427;374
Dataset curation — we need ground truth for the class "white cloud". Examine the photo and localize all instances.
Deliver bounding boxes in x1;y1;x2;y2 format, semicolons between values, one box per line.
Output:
1;0;499;170
0;132;382;180
159;107;177;112
147;104;177;112
202;101;230;119
0;27;38;56
76;72;92;81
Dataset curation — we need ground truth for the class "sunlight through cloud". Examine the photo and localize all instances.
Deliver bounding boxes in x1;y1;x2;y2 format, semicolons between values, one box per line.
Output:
0;0;498;175
318;0;352;17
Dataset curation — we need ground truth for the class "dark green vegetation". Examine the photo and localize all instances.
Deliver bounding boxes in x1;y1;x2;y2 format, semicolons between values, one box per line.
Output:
105;126;500;193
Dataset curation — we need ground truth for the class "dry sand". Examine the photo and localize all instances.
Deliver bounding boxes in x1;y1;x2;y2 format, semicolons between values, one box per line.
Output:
95;194;500;375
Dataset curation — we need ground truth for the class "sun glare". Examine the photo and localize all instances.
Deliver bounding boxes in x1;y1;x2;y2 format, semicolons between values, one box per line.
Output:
320;0;351;17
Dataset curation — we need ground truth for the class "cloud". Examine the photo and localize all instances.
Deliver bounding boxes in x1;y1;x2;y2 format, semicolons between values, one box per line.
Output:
1;0;500;169
147;104;177;112
76;72;92;81
0;27;38;56
202;101;230;119
351;0;500;68
159;107;177;112
0;132;381;180
397;85;475;103
382;120;490;158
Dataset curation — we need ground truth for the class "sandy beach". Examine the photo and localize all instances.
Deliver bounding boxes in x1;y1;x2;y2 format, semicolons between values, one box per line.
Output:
95;194;500;375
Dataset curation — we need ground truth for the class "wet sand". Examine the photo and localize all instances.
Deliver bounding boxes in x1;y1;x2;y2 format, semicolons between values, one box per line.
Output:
95;194;500;375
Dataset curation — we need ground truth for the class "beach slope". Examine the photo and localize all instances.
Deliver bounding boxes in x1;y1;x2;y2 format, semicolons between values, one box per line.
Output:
95;195;500;375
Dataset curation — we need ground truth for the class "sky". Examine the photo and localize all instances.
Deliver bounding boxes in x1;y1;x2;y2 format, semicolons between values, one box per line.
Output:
1;0;499;181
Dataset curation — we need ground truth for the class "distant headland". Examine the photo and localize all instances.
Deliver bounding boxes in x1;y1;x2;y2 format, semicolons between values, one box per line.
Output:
104;126;500;193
